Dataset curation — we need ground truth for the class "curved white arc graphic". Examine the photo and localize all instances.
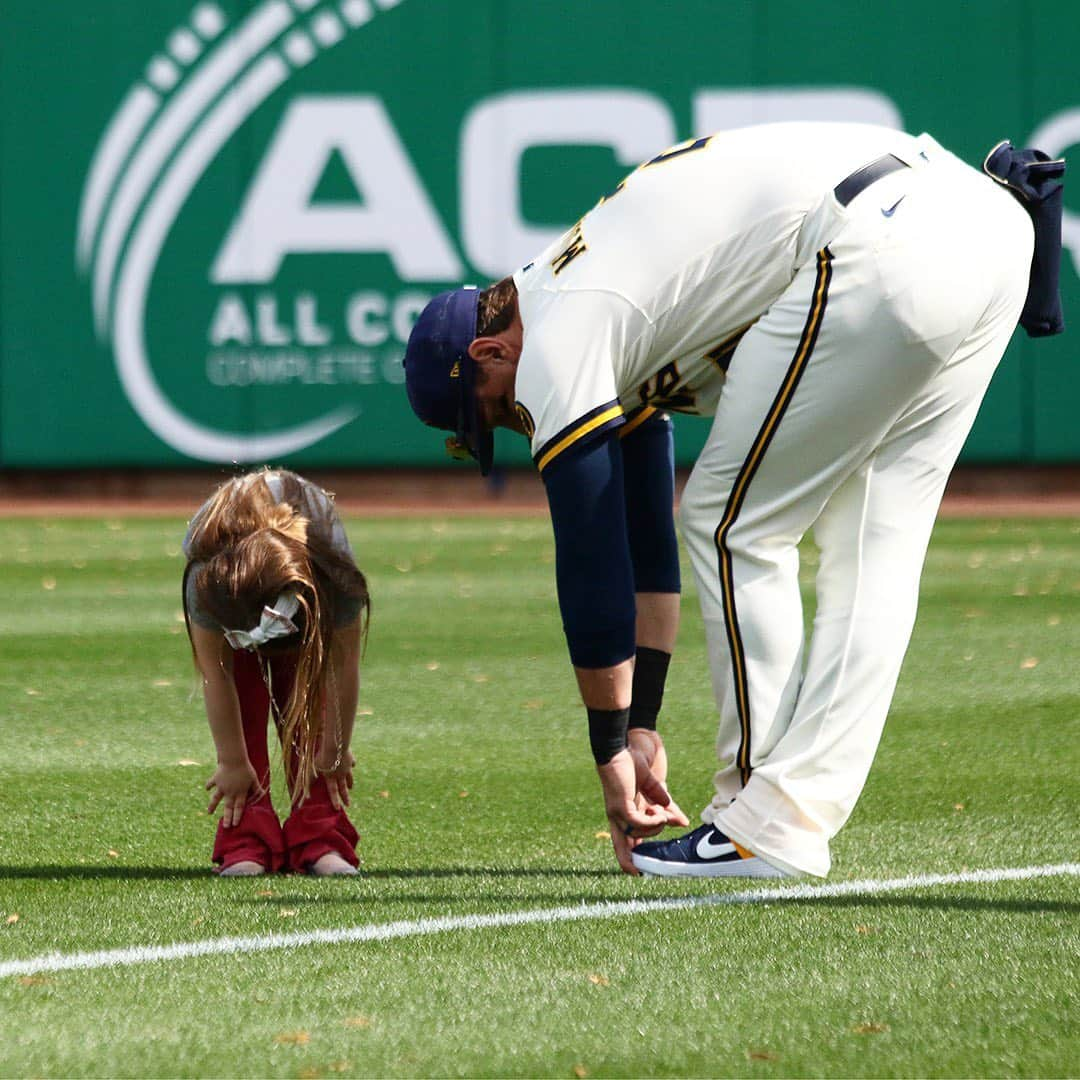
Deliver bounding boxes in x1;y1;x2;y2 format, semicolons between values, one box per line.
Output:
77;85;160;271
92;0;295;335
113;55;357;462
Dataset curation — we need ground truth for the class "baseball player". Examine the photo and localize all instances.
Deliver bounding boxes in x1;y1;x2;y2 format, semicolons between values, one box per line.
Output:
403;122;1064;878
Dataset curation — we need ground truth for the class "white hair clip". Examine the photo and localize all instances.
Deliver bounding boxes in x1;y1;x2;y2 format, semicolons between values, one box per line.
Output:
223;592;300;651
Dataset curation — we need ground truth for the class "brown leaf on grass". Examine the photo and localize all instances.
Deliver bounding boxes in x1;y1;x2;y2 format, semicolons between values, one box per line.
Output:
425;661;440;671
376;790;390;799
953;803;965;812
107;849;120;859
18;975;49;986
747;1050;779;1062
1020;657;1039;669
343;1015;372;1029
42;577;57;591
458;791;469;798
855;924;876;935
357;708;374;716
153;679;174;688
587;973;609;987
177;759;200;767
472;674;490;683
5;913;19;925
852;1022;890;1035
25;688;40;696
279;908;298;918
256;889;274;898
573;1066;589;1078
273;1030;310;1045
594;831;611;840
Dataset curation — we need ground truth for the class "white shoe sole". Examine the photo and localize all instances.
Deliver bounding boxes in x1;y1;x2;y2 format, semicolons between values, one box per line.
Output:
632;852;789;879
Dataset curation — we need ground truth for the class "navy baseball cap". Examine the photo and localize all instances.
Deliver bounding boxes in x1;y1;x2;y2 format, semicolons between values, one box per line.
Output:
403;286;494;475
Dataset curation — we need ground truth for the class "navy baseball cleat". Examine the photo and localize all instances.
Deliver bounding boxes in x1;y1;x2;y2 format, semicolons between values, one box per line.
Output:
631;824;790;878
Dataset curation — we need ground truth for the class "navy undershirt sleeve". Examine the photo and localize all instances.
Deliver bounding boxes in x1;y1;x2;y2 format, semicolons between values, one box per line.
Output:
541;434;636;669
620;412;681;595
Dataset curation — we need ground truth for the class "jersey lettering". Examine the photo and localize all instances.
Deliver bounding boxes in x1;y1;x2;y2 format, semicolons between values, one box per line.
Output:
551;221;587;275
643;135;713;168
703;337;739;373
703;320;756;372
596;135;713;208
638;361;697;411
597;178;627;206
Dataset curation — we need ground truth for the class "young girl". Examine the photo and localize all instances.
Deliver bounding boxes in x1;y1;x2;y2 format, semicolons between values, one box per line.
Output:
182;469;370;876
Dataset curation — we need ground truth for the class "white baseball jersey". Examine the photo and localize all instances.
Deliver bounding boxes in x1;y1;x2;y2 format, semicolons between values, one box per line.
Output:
512;122;934;472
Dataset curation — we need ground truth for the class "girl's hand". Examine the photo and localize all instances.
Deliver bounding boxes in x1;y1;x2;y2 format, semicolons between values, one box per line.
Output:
315;749;355;812
205;759;261;828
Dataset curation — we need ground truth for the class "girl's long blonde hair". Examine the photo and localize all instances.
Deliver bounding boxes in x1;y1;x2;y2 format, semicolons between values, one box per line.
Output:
182;470;369;796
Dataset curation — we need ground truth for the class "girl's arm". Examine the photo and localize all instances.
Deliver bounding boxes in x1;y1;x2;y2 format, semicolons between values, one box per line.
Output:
191;622;260;827
314;618;362;809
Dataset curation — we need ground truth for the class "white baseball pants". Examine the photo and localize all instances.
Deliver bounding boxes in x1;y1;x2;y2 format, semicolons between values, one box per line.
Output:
679;143;1034;877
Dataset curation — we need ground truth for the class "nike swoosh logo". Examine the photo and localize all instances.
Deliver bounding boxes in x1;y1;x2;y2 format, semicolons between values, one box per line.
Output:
696;832;736;859
882;196;906;218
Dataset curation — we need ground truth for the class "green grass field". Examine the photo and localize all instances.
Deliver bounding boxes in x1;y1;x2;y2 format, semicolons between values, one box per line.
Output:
0;512;1077;1078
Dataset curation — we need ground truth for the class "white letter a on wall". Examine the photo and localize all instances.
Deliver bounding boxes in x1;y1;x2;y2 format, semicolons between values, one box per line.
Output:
212;96;463;283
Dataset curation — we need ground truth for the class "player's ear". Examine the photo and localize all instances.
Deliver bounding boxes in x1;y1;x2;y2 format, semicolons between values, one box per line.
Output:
468;336;507;365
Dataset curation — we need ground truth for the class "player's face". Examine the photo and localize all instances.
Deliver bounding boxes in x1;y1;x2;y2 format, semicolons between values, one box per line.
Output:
474;358;524;434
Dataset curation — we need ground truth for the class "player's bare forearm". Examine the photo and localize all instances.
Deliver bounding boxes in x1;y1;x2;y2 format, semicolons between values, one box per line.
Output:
574;658;633;710
635;591;680;654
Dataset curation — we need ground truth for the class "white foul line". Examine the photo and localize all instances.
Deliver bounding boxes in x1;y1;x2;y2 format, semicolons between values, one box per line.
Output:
2;862;1076;979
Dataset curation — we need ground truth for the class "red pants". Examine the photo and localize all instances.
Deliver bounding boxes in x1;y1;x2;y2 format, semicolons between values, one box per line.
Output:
212;649;359;873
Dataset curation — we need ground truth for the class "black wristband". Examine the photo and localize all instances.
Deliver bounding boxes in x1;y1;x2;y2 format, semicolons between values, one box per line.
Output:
629;646;671;731
588;706;630;766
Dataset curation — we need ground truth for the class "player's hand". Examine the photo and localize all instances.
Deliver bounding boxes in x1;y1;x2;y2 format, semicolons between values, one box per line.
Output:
315;748;355;812
205;759;262;828
628;727;669;807
628;728;688;827
597;748;687;875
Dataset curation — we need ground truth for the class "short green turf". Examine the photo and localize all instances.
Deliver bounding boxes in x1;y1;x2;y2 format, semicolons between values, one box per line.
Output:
0;514;1077;1078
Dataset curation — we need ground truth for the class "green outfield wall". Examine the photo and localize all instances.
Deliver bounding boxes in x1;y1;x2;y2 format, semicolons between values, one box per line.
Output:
1;0;1078;468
